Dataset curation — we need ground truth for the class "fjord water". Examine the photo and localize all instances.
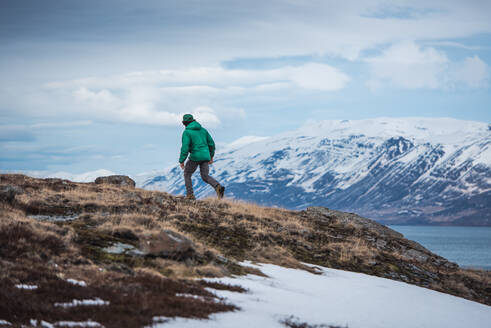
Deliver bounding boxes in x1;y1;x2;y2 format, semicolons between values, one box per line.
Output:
389;225;491;270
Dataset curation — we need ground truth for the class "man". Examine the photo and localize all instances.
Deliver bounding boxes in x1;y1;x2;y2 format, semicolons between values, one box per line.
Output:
179;114;225;200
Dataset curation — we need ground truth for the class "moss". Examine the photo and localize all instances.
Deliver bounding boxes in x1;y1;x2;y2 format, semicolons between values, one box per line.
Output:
158;267;175;277
63;220;147;268
388;263;400;272
177;221;252;259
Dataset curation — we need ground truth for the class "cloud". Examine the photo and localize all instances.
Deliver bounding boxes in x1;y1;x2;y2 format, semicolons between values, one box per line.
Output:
450;55;489;88
366;41;448;89
30;120;93;129
0;126;36;142
190;106;221;127
46;64;349;91
37;63;349;126
423;41;483;51
8;0;491;69
365;41;489;89
73;88;119;105
287;63;351;91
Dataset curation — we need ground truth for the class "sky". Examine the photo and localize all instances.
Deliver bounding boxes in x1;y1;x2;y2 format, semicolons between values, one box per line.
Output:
0;0;490;175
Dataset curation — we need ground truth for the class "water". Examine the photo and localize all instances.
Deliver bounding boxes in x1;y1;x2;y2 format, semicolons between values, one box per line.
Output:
389;225;491;270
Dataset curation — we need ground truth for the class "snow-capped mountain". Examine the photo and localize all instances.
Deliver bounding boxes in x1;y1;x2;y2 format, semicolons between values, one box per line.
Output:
141;117;491;226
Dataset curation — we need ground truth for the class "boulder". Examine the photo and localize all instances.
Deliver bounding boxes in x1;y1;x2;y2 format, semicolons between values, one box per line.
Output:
139;230;195;261
95;175;135;188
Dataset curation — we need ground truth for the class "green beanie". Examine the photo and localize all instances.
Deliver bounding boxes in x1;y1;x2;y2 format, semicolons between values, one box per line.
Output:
182;114;194;122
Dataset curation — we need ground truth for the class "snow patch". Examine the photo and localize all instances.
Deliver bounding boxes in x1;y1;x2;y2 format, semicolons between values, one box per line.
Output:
55;321;103;327
159;262;491;328
29;215;79;222
54;298;109;308
66;279;87;287
226;136;270;150
15;284;38;290
29;319;53;328
175;293;211;302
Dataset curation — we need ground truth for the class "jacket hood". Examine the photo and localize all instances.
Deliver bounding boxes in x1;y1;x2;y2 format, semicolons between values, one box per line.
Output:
186;120;202;130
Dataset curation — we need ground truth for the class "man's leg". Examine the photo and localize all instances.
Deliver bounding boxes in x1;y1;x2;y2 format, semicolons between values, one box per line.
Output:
184;160;198;197
198;161;219;188
199;161;225;198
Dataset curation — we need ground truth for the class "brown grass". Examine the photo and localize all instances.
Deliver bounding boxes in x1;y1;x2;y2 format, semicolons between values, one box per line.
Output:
1;173;490;315
0;263;237;328
328;237;375;265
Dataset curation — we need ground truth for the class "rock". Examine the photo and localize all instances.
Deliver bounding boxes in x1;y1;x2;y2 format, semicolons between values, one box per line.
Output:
402;248;429;263
375;239;387;249
95;175;135;188
139;230;195;261
306;207;403;239
0;185;24;203
124;191;142;202
103;242;144;256
406;263;438;280
443;261;459;270
215;255;229;264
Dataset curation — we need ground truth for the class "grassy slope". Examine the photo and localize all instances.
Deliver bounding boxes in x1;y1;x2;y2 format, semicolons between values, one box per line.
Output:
0;174;489;327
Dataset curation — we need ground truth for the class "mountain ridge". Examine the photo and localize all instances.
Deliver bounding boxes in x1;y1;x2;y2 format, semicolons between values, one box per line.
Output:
142;117;491;226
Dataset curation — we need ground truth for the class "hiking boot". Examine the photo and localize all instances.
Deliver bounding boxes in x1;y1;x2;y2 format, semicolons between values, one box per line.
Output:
185;194;196;200
215;184;225;199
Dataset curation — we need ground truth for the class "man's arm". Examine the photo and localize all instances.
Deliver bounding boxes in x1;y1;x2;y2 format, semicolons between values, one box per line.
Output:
205;129;215;160
179;131;191;164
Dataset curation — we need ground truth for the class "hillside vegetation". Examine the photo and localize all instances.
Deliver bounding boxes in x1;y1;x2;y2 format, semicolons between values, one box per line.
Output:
0;174;489;327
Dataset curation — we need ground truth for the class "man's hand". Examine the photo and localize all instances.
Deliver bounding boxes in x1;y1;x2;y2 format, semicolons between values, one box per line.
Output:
209;157;213;164
180;162;185;170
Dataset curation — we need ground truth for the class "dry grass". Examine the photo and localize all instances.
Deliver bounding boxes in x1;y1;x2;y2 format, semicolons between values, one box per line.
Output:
457;268;490;283
328;237;375;265
1;174;490;310
0;196;238;326
195;264;227;277
97;213;161;231
0;204;77;261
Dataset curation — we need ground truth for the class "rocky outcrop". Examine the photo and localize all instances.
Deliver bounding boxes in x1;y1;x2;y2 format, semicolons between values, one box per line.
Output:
306;207;403;239
95;175;135;188
0;174;489;308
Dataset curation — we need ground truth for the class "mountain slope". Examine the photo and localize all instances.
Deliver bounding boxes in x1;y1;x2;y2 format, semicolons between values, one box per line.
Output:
142;117;491;226
1;174;490;327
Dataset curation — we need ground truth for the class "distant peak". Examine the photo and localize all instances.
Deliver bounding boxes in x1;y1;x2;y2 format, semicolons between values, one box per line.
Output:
226;136;270;150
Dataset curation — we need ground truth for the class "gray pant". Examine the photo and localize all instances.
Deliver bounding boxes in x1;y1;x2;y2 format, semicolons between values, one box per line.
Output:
184;160;219;196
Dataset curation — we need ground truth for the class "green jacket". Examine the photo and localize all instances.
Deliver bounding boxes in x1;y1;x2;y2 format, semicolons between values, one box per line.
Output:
179;121;215;163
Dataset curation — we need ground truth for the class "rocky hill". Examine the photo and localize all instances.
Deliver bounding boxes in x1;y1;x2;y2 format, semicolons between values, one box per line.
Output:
142;117;490;226
0;174;490;327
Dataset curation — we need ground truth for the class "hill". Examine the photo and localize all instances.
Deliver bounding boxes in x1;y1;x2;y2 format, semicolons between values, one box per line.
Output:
142;117;491;226
0;174;489;327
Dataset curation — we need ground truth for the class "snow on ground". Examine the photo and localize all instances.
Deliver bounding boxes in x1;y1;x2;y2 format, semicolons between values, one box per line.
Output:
66;279;87;287
15;284;38;290
54;299;109;308
54;321;103;327
159;262;491;328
